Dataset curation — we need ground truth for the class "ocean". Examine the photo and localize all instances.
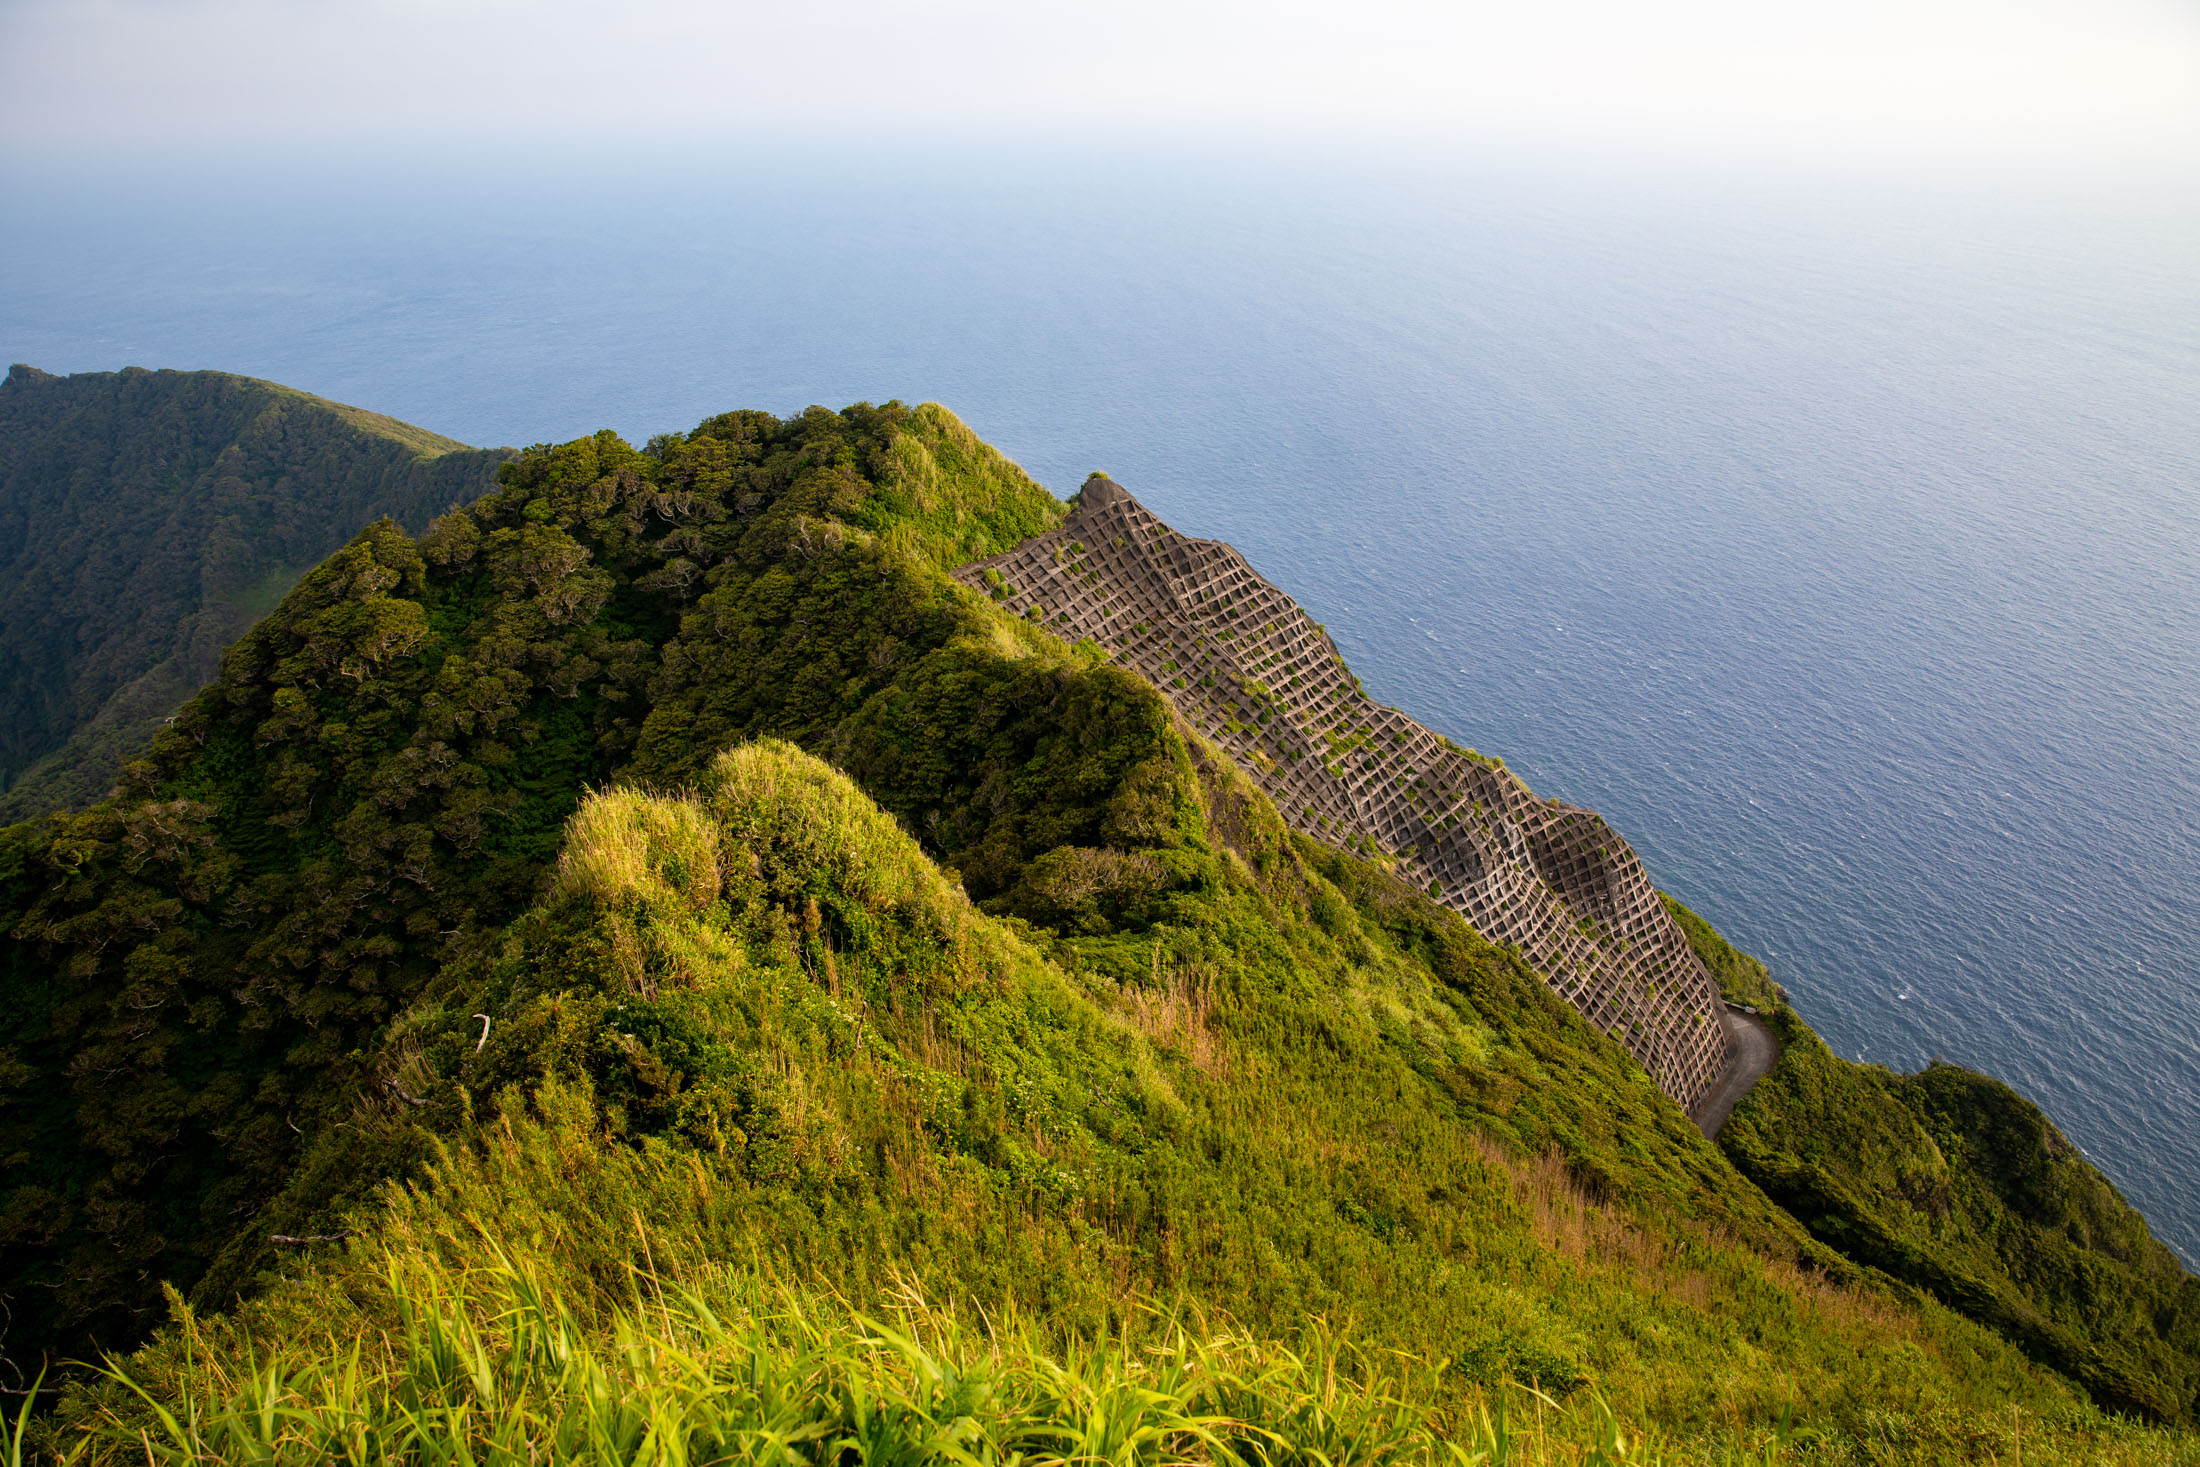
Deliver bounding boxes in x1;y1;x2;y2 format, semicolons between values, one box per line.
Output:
4;141;2196;1260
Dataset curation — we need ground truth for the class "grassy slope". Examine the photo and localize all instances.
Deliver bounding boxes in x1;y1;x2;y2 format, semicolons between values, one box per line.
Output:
0;364;507;819
1671;906;2200;1422
39;744;2189;1463
1;397;2192;1461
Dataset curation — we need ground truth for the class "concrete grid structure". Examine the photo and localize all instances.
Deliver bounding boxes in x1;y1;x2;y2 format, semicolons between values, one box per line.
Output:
955;474;1732;1110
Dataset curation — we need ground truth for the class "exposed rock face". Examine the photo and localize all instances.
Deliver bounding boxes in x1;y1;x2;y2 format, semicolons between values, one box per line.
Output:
957;474;1731;1108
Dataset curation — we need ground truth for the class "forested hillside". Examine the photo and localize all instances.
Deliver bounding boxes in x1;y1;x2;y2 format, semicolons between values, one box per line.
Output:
0;398;2192;1462
0;364;509;820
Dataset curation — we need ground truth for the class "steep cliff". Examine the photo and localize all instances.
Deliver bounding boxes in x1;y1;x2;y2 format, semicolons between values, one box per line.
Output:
957;475;1729;1109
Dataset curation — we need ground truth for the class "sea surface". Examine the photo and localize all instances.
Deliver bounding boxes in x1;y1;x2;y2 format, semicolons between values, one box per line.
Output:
4;143;2196;1260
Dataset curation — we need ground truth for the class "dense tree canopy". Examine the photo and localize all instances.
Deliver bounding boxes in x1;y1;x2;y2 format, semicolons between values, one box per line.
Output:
0;364;509;820
0;399;1082;1366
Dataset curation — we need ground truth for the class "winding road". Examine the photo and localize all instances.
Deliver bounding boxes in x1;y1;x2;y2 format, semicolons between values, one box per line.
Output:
1691;1006;1781;1138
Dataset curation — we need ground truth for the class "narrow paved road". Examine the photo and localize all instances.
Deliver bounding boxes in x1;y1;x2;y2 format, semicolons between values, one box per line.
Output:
1692;1007;1780;1138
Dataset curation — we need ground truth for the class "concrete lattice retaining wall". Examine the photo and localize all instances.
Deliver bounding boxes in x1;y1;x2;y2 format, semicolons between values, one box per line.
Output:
956;474;1731;1110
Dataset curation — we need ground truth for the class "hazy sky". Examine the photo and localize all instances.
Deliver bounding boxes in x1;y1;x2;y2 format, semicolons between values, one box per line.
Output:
3;0;2197;167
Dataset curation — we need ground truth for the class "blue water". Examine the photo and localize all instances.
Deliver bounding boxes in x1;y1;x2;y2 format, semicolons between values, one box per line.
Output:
5;143;2197;1261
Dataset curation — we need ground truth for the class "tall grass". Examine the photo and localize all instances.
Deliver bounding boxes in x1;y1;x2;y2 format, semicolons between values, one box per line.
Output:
31;1254;1657;1467
20;1251;2197;1467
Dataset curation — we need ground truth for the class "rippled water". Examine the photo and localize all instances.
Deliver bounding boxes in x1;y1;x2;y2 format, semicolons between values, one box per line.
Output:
5;143;2195;1259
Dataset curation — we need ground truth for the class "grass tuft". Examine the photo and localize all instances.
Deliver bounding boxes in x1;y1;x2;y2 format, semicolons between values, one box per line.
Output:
555;790;723;914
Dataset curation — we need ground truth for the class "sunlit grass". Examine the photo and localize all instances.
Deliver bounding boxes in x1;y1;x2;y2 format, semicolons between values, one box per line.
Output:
29;1251;1661;1467
30;1217;2194;1467
25;745;2194;1466
555;789;723;914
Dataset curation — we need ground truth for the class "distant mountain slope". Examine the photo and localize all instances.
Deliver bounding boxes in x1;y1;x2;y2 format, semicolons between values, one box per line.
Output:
0;364;510;819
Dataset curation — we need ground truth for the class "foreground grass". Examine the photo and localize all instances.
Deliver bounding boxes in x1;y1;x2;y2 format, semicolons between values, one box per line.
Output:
33;1253;1624;1467
21;1243;2194;1467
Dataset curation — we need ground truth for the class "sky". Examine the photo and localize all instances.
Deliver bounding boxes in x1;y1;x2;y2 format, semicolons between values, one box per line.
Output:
3;0;2197;169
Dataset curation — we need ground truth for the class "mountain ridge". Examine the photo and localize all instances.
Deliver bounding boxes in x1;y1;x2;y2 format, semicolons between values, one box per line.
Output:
0;386;2193;1459
0;363;510;820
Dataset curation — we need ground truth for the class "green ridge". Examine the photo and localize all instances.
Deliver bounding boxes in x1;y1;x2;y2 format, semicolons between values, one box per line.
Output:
0;394;2191;1463
0;364;510;820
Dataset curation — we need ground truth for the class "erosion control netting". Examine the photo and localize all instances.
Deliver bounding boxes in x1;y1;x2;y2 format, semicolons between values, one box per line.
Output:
958;475;1730;1109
